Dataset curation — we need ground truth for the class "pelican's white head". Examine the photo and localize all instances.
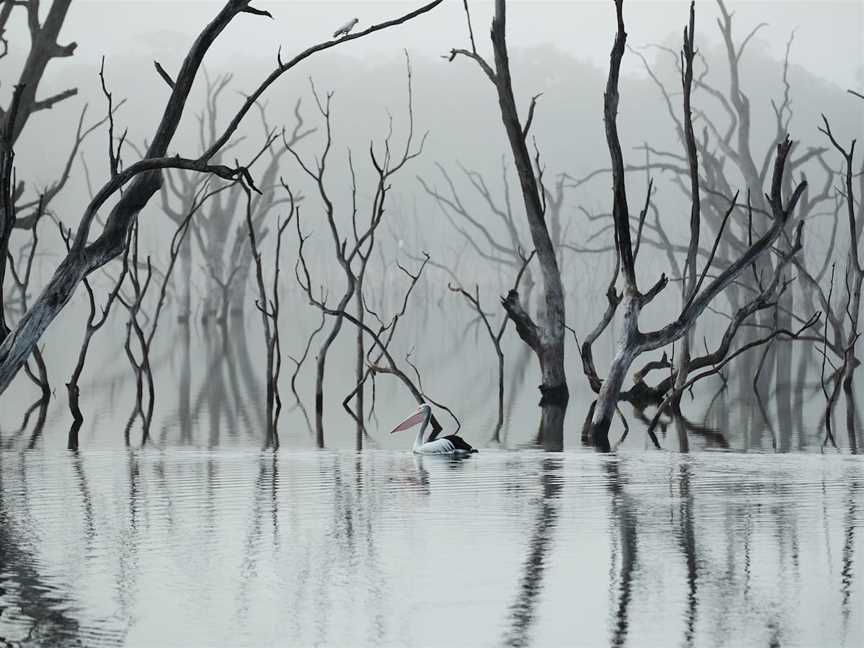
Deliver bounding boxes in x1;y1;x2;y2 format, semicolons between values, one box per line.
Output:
390;403;431;434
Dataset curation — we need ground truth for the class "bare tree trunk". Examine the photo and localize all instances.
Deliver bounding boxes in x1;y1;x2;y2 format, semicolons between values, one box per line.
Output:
450;253;532;445
177;234;192;322
491;7;569;443
230;263;249;316
749;311;775;450
842;367;859;453
775;292;794;451
354;282;365;450
793;342;809;450
843;272;862;452
203;262;222;325
179;322;193;445
673;333;692;452
494;343;505;442
590;301;639;451
315;311;348;449
671;0;701;454
452;0;569;447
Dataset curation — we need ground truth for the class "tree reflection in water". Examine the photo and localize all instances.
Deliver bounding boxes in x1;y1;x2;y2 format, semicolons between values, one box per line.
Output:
502;457;562;647
841;477;860;640
606;458;638;648
677;462;698;648
0;450;860;646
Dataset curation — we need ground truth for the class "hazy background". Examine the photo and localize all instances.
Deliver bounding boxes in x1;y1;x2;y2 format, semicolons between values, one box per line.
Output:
1;0;863;450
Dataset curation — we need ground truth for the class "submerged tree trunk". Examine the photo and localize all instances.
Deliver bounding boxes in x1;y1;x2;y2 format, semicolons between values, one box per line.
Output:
775;292;794;452
590;297;640;451
842;367;859;453
842;271;862;452
315;306;350;449
673;334;693;452
354;283;365;451
203;239;226;324
176;317;193;445
177;233;193;323
453;0;569;447
230;264;250;316
493;342;505;443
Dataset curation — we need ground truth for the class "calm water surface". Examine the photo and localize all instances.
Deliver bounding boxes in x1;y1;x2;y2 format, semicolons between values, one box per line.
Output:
0;450;861;647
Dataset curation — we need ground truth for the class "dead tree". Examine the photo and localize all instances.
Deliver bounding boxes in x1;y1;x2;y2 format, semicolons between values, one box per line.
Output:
286;56;424;448
159;172;198;323
417;164;574;439
296;228;458;441
1;2;116;405
191;72;242;322
419;160;532;293
228;101;312;317
286;300;325;436
583;1;806;450
161;74;312;324
59;222;127;448
600;0;836;448
0;1;76;331
344;257;436;444
116;181;224;444
420;159;574;299
5;197;49;400
0;0;446;397
243;183;293;448
450;0;569;449
118;222;155;443
812;103;864;451
448;250;534;443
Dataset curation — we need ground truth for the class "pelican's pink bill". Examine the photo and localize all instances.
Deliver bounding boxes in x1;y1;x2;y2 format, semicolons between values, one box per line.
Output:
391;409;426;433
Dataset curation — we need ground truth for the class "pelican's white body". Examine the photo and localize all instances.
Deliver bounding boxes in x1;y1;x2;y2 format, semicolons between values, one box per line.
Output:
414;436;456;455
391;403;475;456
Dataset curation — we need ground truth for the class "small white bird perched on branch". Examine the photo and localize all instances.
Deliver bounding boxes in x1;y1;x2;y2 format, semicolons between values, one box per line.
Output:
333;17;359;38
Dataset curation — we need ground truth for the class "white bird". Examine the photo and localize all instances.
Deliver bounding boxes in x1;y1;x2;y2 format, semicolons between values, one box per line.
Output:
333;18;359;38
390;403;478;456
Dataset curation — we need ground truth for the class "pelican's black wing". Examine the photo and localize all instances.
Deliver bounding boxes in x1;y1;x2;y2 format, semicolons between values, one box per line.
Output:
442;435;478;453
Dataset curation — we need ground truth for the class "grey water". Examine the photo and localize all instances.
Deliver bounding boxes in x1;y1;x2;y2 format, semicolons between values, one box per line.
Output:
0;449;861;647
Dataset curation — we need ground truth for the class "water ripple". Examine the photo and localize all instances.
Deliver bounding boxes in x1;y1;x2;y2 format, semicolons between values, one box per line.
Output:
0;450;861;647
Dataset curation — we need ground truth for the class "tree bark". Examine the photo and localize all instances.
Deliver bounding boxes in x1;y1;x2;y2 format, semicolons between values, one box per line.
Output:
315;305;350;448
590;297;640;451
482;0;570;445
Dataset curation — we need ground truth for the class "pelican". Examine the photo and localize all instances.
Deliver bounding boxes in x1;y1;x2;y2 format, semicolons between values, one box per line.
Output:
333;18;359;38
390;403;478;456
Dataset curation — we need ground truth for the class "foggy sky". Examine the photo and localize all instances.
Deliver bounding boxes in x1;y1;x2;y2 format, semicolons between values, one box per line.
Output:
61;1;862;89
